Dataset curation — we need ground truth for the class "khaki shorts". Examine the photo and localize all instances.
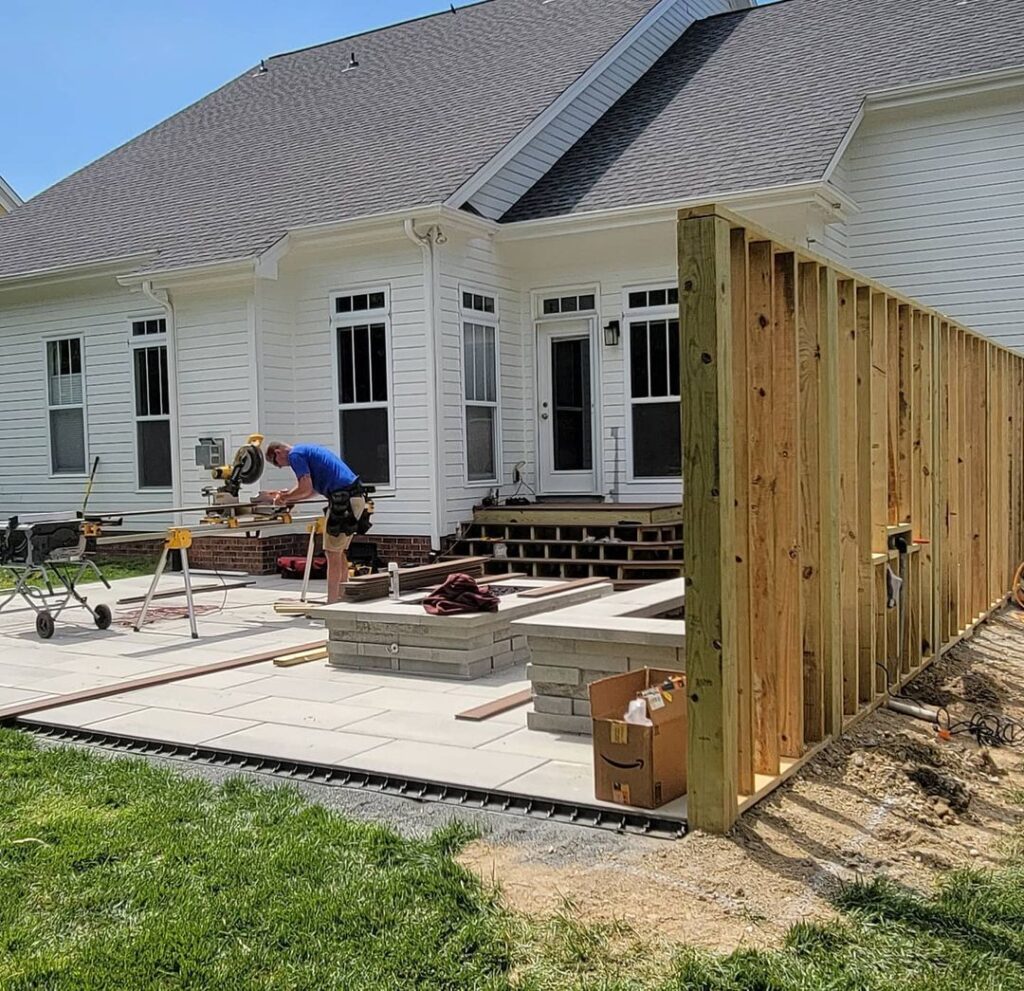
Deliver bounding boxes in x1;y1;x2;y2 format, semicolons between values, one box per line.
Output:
322;495;366;553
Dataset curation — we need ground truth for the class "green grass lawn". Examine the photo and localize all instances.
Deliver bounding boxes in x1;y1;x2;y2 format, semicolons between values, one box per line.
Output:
0;555;156;591
1;728;1022;990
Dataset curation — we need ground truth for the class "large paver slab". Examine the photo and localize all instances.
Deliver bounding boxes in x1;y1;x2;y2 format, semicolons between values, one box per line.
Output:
343;709;520;748
205;723;388;764
116;683;274;715
87;708;259;745
480;727;594;764
344;739;546;790
27;698;147;727
0;686;54;707
216;697;384;731
227;673;378;703
348;687;476;717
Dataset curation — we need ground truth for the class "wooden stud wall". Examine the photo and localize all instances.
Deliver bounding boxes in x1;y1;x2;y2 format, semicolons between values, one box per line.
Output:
679;204;1024;833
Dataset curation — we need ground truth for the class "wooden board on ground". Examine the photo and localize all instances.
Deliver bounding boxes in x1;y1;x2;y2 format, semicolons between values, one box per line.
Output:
341;557;488;602
117;580;254;605
274;646;329;667
0;639;329;722
455;689;533;722
516;577;611;599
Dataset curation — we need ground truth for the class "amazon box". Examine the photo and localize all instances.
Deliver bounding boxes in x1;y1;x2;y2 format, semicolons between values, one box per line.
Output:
589;668;687;810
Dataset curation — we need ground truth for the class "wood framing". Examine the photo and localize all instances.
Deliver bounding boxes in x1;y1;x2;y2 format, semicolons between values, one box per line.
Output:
679;203;1024;832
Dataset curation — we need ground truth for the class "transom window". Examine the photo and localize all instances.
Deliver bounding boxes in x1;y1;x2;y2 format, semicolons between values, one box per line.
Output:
46;337;87;474
461;289;499;483
130;318;172;489
332;289;392;486
626;288;681;479
627;287;678;310
335;290;386;314
540;292;596;316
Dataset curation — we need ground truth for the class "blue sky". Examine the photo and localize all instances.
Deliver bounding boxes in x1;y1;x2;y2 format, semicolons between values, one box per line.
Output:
3;0;776;201
2;1;452;199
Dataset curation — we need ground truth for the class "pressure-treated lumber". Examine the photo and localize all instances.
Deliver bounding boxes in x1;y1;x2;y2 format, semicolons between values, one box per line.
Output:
341;557;487;602
678;202;1024;834
678;210;738;833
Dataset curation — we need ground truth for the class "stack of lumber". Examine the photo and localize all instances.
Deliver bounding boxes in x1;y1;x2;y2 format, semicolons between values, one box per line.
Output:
340;556;487;602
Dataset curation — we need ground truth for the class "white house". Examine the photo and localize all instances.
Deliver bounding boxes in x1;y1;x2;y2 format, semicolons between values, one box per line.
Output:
0;0;1021;560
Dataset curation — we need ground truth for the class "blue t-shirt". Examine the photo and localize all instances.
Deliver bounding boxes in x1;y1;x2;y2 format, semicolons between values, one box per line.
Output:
288;444;358;496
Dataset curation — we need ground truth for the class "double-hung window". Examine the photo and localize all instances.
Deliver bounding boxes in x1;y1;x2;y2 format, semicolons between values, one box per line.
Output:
461;290;499;483
626;287;681;479
46;337;87;474
130;317;173;489
332;289;392;486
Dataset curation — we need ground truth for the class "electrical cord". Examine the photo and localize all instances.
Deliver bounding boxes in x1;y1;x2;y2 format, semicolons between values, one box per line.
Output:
876;662;1023;748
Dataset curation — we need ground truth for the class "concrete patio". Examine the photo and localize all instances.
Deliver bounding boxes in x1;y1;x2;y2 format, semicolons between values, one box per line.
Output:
0;572;687;821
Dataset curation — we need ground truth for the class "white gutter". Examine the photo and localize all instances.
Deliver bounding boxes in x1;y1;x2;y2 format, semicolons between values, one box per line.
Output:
140;280;185;519
403;219;447;552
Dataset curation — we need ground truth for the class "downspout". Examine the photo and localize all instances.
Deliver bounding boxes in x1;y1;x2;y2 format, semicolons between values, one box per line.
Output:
403;220;447;552
140;280;184;518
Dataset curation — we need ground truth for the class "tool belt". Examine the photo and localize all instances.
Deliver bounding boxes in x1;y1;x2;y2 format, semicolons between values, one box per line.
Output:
325;483;373;538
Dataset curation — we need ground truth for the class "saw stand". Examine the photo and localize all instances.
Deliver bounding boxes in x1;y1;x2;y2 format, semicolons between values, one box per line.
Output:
134;527;201;639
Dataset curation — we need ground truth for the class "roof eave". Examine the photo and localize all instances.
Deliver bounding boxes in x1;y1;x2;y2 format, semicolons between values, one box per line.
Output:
496;179;854;240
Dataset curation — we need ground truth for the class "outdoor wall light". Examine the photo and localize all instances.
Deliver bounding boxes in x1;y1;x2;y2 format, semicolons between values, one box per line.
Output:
603;320;621;346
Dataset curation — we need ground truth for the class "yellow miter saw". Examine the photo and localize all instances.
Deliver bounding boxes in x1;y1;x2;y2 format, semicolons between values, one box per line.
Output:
201;433;266;516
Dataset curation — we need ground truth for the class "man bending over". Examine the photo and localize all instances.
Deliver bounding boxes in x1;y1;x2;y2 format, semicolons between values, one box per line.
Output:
265;441;367;604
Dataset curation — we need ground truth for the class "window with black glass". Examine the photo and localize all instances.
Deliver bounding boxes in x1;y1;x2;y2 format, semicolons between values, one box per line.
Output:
627;287;681;478
461;291;499;482
46;337;87;474
334;292;391;485
130;318;172;489
540;292;597;316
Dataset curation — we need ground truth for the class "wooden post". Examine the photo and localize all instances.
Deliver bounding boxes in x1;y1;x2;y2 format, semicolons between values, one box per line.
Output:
730;228;755;797
678;208;738;833
855;286;875;704
819;268;844;737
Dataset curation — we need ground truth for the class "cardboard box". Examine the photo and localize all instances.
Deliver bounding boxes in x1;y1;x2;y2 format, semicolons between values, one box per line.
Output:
589;668;687;809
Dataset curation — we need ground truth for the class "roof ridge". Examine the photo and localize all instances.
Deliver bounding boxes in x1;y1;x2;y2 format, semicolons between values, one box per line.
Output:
267;0;496;62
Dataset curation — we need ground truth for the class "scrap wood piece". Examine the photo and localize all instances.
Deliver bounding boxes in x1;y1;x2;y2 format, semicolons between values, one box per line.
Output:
273;646;328;667
455;689;532;722
0;638;329;723
273;600;323;616
117;579;254;605
517;577;611;599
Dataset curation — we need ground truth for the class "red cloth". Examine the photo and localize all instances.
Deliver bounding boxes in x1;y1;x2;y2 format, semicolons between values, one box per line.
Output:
422;573;500;616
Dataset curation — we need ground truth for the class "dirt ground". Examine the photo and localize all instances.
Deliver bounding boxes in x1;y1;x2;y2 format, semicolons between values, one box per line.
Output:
459;608;1024;953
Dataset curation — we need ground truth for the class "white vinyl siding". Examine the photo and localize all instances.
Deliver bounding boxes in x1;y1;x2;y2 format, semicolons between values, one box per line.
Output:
467;0;742;219
45;336;87;475
838;85;1024;350
278;240;433;536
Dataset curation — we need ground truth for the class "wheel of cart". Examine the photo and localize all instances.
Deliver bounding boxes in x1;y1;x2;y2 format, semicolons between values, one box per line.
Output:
94;603;112;630
35;611;55;639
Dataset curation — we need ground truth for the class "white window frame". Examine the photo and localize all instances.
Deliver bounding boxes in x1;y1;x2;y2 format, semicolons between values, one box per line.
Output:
128;316;174;492
533;284;600;322
329;286;395;492
459;286;502;486
623;284;681;484
43;334;89;478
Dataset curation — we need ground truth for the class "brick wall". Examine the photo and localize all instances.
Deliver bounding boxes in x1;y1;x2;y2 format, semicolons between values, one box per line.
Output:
94;533;436;576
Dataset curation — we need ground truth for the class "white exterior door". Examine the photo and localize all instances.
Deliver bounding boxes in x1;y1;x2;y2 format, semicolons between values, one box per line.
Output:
536;319;599;495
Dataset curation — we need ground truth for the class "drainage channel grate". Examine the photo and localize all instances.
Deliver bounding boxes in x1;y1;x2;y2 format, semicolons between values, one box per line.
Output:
11;720;687;841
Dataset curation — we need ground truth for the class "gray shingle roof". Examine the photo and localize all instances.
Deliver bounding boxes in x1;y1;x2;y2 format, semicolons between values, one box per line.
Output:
0;0;659;280
505;0;1024;222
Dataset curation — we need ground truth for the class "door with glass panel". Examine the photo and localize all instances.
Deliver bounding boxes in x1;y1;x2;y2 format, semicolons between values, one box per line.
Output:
536;320;599;495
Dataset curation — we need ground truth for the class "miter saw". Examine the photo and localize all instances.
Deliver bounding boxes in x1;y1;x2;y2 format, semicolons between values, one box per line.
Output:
201;433;267;517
